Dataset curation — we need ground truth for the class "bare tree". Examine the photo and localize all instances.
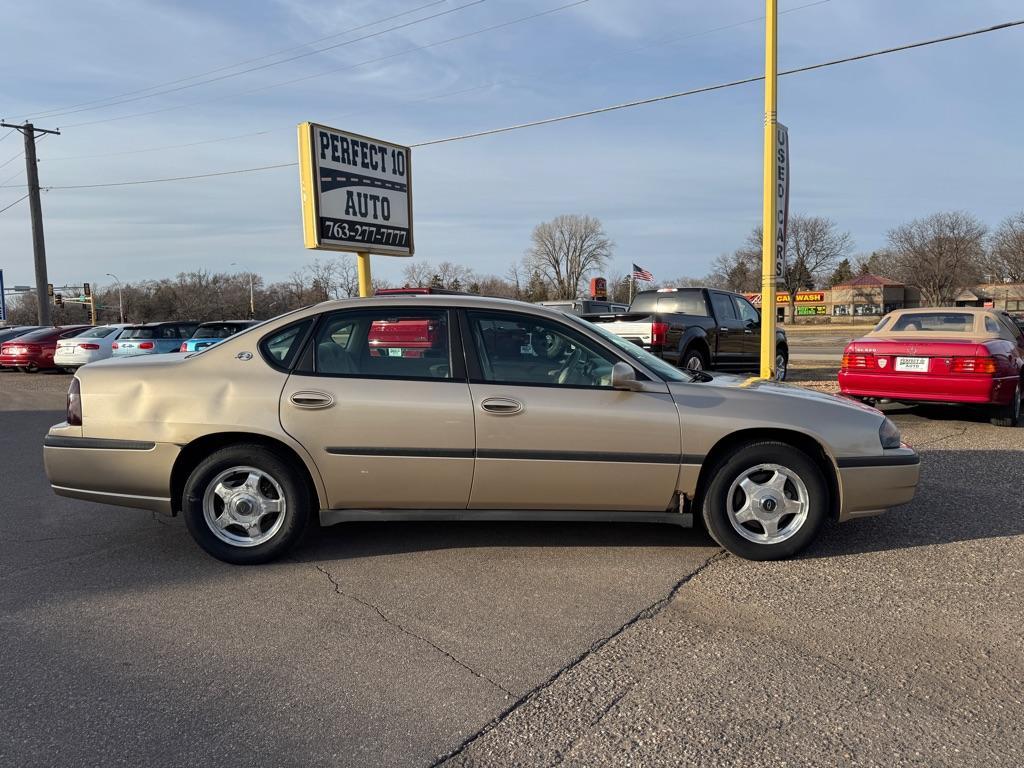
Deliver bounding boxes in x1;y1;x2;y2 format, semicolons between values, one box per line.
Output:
707;249;760;292
723;216;851;317
525;214;613;299
986;211;1024;282
886;211;987;306
782;216;852;318
401;261;435;287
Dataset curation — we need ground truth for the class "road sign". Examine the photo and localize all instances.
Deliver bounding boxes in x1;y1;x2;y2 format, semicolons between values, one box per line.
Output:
774;123;790;280
297;122;414;257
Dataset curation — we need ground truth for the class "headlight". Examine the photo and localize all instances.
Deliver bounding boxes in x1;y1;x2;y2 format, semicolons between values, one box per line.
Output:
878;417;901;449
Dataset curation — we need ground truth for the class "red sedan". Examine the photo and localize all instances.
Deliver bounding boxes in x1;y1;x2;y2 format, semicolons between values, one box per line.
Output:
839;308;1024;426
0;325;92;372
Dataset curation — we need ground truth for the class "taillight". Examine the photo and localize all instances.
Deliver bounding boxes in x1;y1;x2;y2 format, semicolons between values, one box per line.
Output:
841;352;878;370
111;342;119;350
67;377;82;426
79;343;100;350
651;322;669;346
950;356;997;374
138;341;155;350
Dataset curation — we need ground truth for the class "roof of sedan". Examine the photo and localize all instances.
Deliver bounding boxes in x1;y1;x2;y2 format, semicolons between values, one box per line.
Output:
311;294;565;314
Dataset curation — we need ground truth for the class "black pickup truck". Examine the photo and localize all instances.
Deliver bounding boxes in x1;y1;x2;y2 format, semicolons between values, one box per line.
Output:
587;287;789;379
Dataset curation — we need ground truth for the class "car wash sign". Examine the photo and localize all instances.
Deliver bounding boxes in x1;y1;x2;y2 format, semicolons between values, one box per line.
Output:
298;122;414;256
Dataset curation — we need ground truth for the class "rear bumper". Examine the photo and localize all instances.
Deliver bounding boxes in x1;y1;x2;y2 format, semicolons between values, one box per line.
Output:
839;370;1012;405
837;448;920;521
44;427;179;514
0;353;49;368
53;350;107;367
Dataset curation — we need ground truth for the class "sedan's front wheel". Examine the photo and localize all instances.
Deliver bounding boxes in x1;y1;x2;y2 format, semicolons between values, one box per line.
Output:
183;445;312;564
701;441;828;560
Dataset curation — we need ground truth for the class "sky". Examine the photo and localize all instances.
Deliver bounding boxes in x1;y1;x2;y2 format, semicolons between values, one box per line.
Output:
0;0;1021;291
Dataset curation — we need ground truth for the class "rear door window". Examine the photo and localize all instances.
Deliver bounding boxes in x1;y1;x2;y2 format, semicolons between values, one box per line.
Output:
710;292;738;320
259;320;313;370
313;309;452;380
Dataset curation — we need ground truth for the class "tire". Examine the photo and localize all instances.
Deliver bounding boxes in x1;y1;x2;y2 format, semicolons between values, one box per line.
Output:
183;444;312;564
990;381;1021;427
775;349;789;381
701;441;828;561
680;347;707;373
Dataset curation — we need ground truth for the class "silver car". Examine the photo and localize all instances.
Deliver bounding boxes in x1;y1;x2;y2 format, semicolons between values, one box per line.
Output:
44;295;919;564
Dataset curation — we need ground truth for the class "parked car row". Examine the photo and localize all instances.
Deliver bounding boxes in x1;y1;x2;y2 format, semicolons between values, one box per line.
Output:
0;320;258;372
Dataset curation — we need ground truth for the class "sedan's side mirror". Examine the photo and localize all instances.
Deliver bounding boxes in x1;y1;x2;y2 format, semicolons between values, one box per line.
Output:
611;362;643;391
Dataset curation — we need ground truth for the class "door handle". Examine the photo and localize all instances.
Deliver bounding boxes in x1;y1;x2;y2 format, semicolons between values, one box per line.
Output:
480;397;524;415
719;327;730;333
289;390;335;409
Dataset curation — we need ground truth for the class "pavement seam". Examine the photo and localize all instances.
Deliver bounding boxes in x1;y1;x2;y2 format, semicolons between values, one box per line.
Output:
313;564;515;698
429;549;728;768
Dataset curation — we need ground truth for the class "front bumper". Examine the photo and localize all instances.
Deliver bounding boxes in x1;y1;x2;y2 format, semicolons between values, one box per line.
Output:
837;447;920;521
44;424;180;514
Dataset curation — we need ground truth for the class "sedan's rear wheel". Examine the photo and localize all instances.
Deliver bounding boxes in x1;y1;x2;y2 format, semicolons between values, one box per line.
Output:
183;445;311;564
701;441;828;560
990;382;1021;427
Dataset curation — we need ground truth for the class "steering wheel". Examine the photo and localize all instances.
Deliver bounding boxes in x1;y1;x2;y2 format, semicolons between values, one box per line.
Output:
534;328;566;361
556;345;585;385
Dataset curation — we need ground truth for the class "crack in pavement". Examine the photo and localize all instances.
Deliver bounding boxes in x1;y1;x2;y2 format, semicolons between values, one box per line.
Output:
314;564;515;698
429;549;729;768
912;426;969;449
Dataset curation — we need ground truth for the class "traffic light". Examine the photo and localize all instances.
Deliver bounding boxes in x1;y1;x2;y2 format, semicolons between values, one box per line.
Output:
83;282;91;297
47;283;54;297
55;293;63;307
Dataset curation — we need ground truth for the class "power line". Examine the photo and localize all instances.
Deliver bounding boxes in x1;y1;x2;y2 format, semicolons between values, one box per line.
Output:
0;128;17;143
44;0;829;163
18;0;450;120
38;162;297;189
60;0;590;129
0;167;24;186
7;17;1022;190
29;0;492;122
411;17;1024;146
0;192;31;215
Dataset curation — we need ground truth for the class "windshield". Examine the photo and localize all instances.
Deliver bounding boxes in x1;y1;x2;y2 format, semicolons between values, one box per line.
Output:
575;317;690;382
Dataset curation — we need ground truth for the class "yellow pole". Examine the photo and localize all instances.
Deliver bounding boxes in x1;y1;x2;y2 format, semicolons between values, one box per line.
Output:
357;252;372;297
759;0;779;379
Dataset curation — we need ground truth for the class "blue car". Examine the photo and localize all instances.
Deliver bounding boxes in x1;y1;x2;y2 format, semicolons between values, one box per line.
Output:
179;320;258;353
112;322;200;357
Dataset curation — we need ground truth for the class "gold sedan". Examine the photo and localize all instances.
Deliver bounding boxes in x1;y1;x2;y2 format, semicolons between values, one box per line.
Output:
43;296;920;564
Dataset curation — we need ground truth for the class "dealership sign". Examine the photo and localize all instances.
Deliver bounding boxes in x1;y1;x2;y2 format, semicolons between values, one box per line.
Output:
775;124;790;280
297;122;414;256
745;291;824;306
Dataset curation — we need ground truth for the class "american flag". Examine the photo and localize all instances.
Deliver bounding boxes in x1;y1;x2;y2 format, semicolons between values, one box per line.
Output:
632;263;654;282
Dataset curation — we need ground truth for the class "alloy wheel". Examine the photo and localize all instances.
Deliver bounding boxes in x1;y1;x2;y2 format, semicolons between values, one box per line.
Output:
202;466;287;547
726;463;810;544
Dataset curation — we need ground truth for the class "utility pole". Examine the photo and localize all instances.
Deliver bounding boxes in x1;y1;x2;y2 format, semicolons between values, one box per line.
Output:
1;121;60;326
758;1;779;379
106;273;124;323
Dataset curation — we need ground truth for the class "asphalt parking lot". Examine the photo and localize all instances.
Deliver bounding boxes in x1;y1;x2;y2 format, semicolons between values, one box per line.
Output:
2;369;1021;767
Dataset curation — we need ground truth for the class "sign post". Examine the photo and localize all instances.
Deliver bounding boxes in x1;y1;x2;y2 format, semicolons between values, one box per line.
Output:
0;270;6;324
759;0;783;379
298;122;414;297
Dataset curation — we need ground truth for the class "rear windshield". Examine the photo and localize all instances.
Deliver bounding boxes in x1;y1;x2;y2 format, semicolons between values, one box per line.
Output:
890;313;976;332
6;328;56;342
74;325;120;339
121;327;158;339
630;291;709;316
193;323;249;339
